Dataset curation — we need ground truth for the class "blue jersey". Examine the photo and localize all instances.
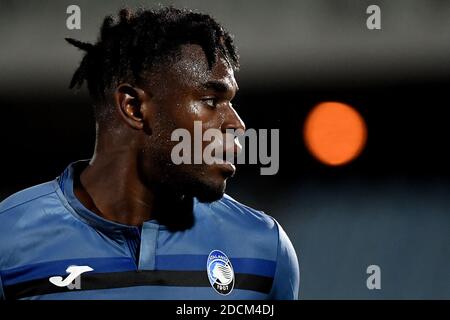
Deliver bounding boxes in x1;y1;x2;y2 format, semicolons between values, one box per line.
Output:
0;160;299;300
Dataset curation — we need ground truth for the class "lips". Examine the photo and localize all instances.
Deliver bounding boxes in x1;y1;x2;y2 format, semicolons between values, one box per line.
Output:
211;149;236;168
209;146;237;176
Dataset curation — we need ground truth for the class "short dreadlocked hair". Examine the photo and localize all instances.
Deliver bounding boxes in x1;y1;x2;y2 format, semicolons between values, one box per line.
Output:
66;7;239;120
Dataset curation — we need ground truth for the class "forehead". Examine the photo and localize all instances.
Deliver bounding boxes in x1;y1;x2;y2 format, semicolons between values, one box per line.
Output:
162;44;237;90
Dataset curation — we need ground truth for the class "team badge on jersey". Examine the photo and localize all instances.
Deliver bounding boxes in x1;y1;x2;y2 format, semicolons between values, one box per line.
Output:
207;250;235;295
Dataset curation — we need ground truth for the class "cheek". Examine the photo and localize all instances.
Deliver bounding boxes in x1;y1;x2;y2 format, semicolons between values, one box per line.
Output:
182;101;209;120
171;101;219;129
186;102;201;116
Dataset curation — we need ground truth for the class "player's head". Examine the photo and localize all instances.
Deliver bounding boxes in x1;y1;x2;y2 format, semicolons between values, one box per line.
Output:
67;7;245;202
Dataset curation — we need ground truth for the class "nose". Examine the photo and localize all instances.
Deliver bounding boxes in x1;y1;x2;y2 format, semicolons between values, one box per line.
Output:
221;104;246;132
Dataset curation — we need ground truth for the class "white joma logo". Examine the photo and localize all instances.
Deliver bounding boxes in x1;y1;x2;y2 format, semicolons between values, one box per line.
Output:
49;265;93;289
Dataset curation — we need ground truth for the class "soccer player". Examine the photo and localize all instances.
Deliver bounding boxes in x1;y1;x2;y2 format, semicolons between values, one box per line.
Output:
0;7;299;300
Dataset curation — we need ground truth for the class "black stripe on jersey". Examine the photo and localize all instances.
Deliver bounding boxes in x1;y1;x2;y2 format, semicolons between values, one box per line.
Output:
4;270;274;299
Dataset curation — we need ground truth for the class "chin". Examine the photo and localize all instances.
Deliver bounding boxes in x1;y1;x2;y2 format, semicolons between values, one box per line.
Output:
190;178;227;203
166;164;231;203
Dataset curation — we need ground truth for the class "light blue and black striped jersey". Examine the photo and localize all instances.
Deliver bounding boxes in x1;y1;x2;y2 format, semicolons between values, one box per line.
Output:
0;160;299;300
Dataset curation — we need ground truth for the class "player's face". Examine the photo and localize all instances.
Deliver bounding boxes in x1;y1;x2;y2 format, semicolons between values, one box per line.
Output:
140;44;245;202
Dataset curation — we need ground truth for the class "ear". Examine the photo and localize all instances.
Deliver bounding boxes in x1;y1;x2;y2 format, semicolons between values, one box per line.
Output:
114;83;149;130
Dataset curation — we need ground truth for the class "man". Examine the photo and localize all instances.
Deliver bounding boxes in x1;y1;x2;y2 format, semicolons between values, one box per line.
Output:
0;7;299;300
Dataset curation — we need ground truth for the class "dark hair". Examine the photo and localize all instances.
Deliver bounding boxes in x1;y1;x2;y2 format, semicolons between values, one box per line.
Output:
66;6;239;119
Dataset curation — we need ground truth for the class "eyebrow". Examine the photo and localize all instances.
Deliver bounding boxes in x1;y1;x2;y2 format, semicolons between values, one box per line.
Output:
202;80;239;94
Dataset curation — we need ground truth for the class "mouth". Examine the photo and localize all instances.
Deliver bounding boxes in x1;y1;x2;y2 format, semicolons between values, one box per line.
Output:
206;135;241;177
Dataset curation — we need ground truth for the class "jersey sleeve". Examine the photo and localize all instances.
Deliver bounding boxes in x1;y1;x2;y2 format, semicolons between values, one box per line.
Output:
270;219;300;300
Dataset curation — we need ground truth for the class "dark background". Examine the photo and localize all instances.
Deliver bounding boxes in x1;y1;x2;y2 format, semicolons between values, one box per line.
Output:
1;0;449;299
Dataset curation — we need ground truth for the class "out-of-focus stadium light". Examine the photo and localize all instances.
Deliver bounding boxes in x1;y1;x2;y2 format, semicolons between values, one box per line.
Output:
304;101;367;166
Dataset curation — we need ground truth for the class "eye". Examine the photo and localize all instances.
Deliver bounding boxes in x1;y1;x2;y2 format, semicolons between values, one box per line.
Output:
202;97;218;108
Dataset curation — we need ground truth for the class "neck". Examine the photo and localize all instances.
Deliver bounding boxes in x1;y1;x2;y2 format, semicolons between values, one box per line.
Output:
74;127;194;229
74;151;155;226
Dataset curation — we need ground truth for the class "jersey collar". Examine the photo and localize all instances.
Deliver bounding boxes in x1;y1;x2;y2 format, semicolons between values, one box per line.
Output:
57;160;141;237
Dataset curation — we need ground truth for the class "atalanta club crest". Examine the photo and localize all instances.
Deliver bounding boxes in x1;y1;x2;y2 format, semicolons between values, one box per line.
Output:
207;250;235;295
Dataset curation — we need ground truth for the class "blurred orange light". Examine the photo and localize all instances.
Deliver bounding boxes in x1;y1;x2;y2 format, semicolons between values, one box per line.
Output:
304;102;367;166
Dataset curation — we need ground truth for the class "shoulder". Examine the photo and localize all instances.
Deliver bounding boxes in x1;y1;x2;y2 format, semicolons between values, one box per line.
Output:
0;180;64;240
196;194;280;259
0;180;70;268
0;181;59;217
211;193;277;231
